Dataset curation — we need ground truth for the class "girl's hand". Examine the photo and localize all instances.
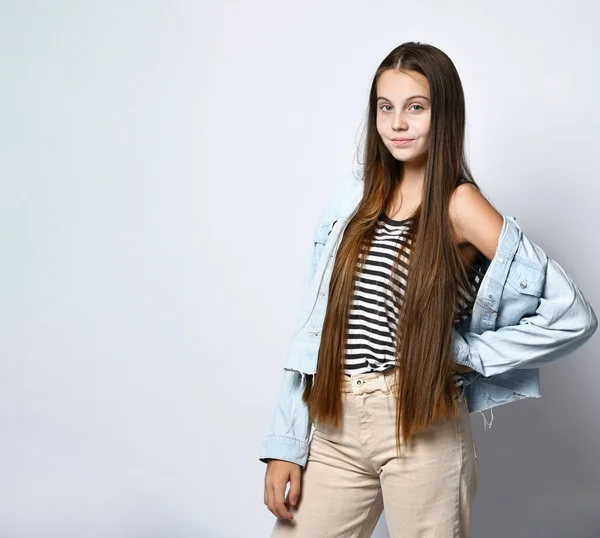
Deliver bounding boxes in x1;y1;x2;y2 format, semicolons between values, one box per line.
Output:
264;459;302;520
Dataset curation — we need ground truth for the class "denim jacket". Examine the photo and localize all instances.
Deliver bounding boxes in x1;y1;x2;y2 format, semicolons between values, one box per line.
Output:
260;171;598;469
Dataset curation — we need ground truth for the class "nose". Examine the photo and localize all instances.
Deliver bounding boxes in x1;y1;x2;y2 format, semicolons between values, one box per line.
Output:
391;111;409;131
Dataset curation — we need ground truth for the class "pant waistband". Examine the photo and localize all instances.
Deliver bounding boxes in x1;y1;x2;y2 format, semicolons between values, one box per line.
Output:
341;368;397;394
341;367;465;402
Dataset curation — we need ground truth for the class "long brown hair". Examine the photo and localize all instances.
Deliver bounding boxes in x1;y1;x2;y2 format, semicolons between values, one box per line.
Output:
302;42;488;457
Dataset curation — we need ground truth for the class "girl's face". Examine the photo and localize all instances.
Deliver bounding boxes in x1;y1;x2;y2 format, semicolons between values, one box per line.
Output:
376;69;431;165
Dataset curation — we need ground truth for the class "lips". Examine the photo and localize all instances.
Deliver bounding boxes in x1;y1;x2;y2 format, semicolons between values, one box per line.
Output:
391;138;413;146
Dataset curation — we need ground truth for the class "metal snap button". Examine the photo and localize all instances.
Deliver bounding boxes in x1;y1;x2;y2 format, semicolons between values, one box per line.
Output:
520;281;528;288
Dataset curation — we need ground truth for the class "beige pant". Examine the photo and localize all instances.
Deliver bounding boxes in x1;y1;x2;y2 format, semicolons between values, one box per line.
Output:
270;368;478;537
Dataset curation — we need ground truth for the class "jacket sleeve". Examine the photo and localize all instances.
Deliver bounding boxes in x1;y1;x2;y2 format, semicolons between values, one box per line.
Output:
453;257;598;378
259;369;312;469
258;222;320;470
259;232;317;469
257;206;321;471
259;173;358;469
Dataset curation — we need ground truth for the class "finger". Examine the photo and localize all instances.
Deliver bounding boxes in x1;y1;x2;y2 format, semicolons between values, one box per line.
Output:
266;482;276;517
266;481;291;520
288;468;301;506
273;481;293;520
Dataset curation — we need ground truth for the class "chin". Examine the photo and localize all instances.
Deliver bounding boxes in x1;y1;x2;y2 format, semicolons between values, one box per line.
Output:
390;148;416;159
391;147;426;161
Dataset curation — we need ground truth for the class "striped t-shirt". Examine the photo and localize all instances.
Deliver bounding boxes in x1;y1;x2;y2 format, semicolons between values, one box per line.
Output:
343;212;485;396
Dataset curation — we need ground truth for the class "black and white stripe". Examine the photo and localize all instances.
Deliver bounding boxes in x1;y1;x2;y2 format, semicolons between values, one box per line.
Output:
343;213;485;396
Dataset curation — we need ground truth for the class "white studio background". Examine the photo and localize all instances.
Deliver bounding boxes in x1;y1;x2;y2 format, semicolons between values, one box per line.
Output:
1;1;599;537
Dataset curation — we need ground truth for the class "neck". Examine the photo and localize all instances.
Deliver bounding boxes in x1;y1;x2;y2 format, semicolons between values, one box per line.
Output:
399;161;426;194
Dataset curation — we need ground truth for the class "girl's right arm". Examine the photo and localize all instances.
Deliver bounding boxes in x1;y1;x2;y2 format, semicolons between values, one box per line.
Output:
260;369;312;468
261;369;311;521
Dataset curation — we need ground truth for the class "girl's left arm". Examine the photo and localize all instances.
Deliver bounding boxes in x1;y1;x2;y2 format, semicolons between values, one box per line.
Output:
453;255;597;377
450;184;598;377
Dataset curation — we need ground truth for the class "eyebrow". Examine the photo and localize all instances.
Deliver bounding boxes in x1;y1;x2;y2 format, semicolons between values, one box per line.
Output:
376;95;430;103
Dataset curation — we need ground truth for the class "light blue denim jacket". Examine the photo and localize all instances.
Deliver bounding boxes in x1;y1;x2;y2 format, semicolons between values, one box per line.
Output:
260;171;598;469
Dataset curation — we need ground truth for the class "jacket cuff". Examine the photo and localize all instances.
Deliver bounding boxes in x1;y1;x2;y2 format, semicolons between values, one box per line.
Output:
452;328;486;376
259;434;310;470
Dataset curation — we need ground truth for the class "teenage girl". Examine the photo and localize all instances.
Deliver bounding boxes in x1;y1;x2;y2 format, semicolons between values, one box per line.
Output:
263;41;511;537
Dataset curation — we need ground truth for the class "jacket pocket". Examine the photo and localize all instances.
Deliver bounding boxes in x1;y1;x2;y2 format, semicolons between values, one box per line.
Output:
309;219;337;282
313;219;337;244
505;262;544;296
496;259;545;328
